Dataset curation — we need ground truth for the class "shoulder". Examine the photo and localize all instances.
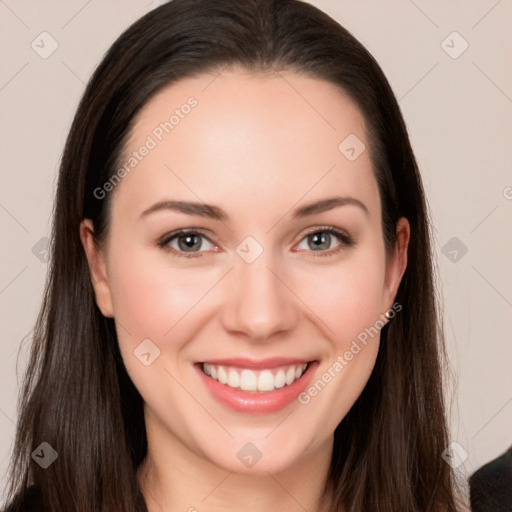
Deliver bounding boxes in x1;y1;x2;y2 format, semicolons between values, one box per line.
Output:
469;445;512;511
3;485;43;512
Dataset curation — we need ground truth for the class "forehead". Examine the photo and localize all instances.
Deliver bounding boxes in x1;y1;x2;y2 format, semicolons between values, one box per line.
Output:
113;69;379;225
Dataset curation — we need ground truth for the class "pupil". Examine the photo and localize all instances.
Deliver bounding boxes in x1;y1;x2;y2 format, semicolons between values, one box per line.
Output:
179;234;201;251
310;232;330;250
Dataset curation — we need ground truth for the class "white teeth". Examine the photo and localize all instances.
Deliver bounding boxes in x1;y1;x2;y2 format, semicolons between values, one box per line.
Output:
285;367;296;385
217;366;228;384
274;369;286;389
257;370;274;391
202;362;309;392
227;369;240;388
240;369;257;391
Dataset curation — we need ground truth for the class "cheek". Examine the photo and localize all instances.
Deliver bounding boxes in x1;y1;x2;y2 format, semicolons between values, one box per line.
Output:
296;249;387;346
295;251;387;419
106;246;221;398
107;246;221;340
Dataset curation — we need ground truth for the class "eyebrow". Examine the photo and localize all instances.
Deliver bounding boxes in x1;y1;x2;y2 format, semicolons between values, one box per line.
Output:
293;196;368;218
140;200;228;221
140;196;369;221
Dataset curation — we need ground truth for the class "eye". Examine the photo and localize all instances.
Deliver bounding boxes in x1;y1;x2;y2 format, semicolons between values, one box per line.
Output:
294;227;354;256
157;229;218;258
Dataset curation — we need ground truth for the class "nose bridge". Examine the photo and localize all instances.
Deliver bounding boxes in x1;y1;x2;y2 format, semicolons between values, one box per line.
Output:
220;241;298;340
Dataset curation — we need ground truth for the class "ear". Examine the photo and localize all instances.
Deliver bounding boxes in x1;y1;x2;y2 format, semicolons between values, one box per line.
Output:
382;217;410;310
79;219;114;318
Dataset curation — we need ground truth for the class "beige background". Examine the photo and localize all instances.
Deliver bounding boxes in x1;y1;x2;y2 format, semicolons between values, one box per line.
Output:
1;0;511;500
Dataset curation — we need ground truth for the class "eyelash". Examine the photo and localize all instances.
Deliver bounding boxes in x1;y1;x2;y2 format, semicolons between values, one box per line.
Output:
298;226;355;258
156;226;355;259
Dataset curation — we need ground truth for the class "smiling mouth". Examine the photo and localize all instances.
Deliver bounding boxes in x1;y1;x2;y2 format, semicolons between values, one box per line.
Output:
198;361;312;393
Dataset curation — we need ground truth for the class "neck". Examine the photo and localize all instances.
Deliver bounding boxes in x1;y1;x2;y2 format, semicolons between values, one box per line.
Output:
137;413;335;512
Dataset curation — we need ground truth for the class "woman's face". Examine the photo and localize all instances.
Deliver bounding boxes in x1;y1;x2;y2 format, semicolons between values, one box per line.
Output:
81;69;408;476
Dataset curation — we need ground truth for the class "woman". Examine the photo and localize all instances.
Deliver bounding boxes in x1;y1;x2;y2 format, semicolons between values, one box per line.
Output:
4;0;466;510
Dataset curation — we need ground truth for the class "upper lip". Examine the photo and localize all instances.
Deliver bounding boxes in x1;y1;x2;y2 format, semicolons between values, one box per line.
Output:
198;357;315;370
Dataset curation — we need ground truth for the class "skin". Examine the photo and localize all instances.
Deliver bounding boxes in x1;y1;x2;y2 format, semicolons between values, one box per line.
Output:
80;68;410;512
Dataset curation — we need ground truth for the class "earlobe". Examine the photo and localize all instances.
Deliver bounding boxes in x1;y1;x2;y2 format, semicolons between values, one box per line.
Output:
384;217;410;309
79;219;114;318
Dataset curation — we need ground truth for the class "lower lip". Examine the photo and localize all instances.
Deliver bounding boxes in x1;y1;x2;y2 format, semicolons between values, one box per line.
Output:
195;361;318;414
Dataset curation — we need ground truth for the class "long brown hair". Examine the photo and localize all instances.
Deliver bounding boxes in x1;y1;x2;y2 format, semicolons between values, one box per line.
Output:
4;0;463;510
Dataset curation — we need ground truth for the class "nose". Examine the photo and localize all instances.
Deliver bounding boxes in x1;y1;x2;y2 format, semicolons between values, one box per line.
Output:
220;250;299;342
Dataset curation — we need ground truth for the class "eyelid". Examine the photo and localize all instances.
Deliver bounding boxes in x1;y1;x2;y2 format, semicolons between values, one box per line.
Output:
292;225;354;255
157;225;355;258
156;228;219;258
297;224;352;242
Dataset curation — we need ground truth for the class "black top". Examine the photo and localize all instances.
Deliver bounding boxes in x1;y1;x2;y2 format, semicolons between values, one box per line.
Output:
3;485;43;512
6;455;512;512
469;445;512;512
3;484;148;511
